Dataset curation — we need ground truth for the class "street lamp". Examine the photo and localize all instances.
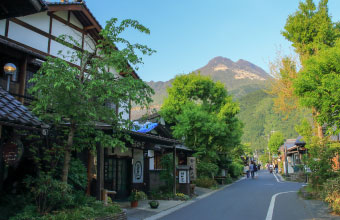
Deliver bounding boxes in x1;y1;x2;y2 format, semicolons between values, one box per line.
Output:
4;63;17;92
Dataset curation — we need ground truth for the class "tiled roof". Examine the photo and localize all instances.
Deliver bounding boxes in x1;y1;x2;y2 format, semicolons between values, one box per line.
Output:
46;1;103;30
0;87;42;127
284;139;297;150
295;136;306;146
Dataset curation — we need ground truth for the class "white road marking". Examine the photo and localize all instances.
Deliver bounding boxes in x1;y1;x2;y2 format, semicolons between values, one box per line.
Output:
273;173;280;182
265;191;297;220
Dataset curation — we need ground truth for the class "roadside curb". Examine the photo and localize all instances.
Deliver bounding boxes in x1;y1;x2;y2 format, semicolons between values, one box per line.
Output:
143;177;246;220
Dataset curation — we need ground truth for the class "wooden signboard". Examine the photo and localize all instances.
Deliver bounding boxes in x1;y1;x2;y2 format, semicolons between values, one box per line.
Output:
187;157;197;181
2;140;23;166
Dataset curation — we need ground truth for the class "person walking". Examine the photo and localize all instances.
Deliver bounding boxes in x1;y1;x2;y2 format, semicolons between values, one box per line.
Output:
254;162;258;178
244;164;250;178
275;163;278;173
250;161;255;179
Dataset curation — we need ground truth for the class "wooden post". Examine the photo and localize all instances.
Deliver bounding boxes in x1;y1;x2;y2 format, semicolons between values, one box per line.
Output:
96;144;104;200
173;145;176;195
18;56;28;103
86;150;94;195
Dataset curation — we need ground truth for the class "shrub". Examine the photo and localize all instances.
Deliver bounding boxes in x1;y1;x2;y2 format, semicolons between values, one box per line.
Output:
24;174;73;214
175;193;190;200
67;158;88;190
0;194;33;220
197;161;218;178
321;177;340;214
128;190;147;201
149;190;174;200
193;177;217;188
10;202;122;220
159;154;173;192
229;161;244;178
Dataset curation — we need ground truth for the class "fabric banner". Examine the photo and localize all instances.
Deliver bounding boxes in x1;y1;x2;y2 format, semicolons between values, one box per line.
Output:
133;150;144;183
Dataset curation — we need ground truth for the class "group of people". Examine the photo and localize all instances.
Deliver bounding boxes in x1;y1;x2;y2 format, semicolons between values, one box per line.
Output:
243;161;260;179
266;163;279;173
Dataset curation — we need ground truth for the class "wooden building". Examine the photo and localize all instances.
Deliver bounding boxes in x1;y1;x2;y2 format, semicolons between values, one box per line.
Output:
0;1;192;200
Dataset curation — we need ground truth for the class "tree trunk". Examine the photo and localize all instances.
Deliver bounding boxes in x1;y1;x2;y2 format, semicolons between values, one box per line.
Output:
62;125;76;183
86;151;94;195
312;108;324;139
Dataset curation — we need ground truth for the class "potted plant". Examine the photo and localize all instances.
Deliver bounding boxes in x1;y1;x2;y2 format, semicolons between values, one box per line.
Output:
128;189;147;208
149;200;159;209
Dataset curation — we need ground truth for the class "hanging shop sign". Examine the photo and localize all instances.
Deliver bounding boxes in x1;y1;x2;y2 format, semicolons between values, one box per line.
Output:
179;170;187;183
133;150;143;183
2;140;23;166
187;157;197;181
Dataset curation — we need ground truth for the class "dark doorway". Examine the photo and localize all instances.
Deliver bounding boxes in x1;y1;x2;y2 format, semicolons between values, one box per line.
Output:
104;157;131;199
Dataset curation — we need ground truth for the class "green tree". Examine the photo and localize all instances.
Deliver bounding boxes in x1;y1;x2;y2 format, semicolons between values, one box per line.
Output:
160;73;243;164
282;0;338;60
268;132;284;154
281;0;340;138
294;40;340;134
30;18;155;182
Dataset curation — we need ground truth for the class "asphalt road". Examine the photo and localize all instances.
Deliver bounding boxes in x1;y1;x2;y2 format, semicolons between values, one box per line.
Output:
159;170;336;220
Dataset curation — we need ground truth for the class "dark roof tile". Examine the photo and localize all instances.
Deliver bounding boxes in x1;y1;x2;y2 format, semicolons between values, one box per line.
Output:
0;86;42;127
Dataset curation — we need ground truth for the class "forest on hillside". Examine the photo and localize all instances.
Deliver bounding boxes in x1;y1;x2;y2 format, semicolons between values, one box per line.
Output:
238;89;311;152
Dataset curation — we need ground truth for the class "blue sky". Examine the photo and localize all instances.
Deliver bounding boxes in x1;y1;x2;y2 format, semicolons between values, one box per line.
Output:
86;0;340;82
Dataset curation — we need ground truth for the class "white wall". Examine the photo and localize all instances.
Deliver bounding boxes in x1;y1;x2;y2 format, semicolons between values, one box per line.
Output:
8;21;48;53
148;150;154;170
50;39;79;65
52;19;82;46
118;102;130;121
84;34;96;53
0;20;5;36
17;12;49;33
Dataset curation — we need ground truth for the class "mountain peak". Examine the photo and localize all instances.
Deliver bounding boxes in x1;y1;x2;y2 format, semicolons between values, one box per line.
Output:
207;56;234;67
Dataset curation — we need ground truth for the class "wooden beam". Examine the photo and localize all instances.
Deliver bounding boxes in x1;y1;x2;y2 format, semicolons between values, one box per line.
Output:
18;56;28;103
84;25;96;30
47;4;83;12
81;8;100;32
5;19;9;37
48;15;53;54
9;18;84;54
67;11;71;23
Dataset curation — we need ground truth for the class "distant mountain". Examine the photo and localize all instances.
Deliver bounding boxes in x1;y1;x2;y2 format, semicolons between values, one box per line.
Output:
131;56;272;119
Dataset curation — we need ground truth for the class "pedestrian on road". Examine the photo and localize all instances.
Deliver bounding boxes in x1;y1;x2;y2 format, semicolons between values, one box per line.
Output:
269;163;274;173
250;161;255;179
258;164;261;170
244;164;250;178
254;162;258;178
275;163;278;173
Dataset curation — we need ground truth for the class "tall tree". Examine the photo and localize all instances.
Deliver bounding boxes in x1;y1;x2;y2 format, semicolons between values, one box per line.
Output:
160;73;242;163
268;131;284;154
279;0;340;138
282;0;337;61
30;18;155;182
294;40;340;134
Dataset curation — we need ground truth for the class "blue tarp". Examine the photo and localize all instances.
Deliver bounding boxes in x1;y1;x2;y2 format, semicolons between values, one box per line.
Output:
132;122;158;133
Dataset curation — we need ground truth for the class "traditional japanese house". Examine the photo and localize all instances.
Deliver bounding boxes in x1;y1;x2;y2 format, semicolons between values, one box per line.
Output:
0;0;48;195
280;137;306;174
0;1;192;200
132;113;196;192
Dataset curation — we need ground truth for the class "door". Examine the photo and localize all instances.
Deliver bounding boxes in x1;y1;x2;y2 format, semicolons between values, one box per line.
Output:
104;157;131;199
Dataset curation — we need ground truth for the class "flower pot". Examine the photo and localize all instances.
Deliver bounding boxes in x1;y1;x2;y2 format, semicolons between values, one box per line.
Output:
149;200;159;209
131;200;138;208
